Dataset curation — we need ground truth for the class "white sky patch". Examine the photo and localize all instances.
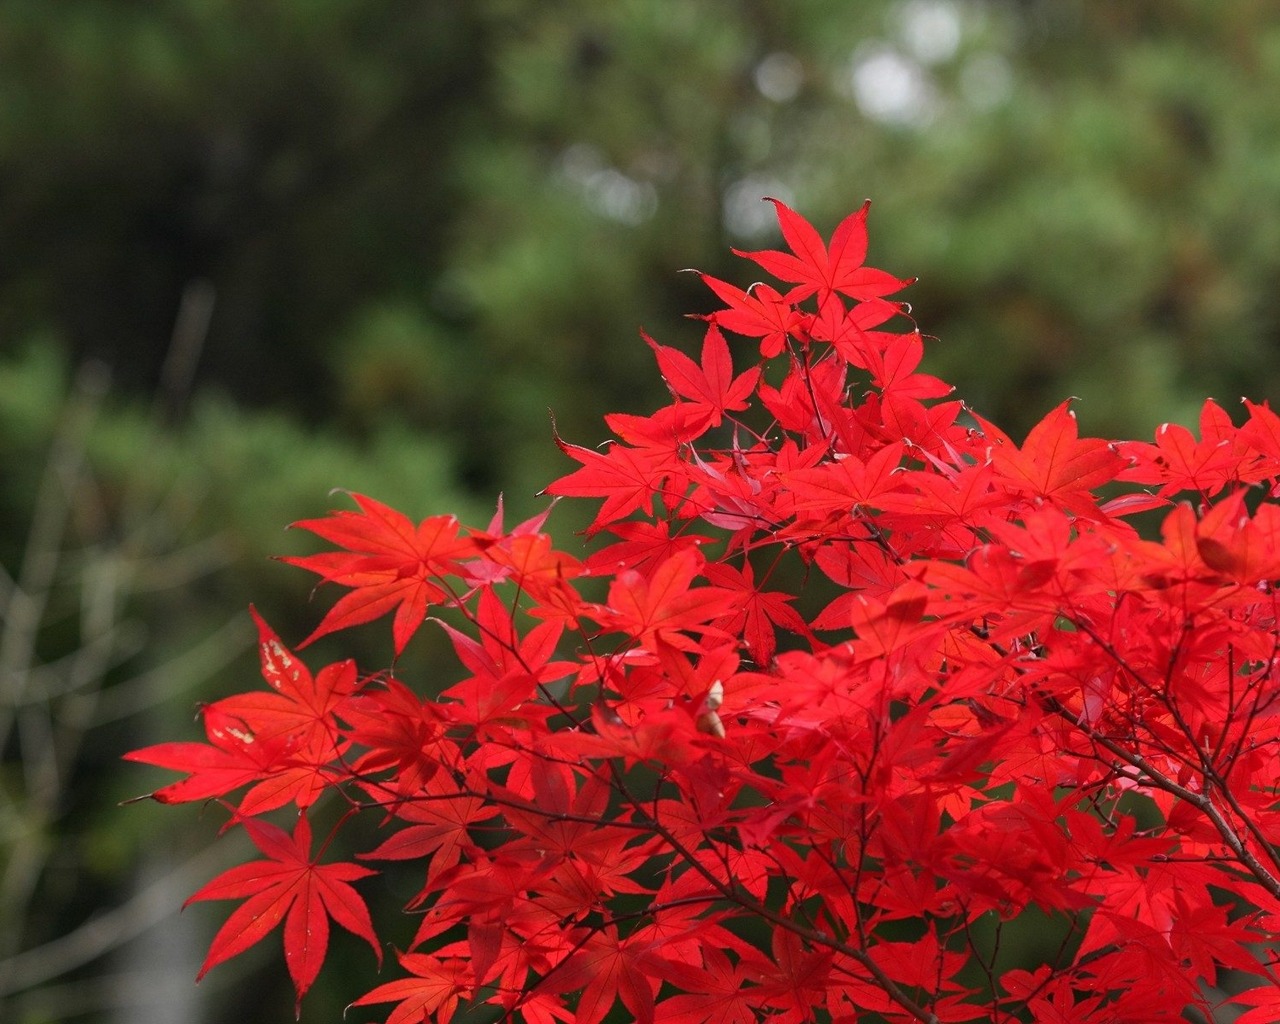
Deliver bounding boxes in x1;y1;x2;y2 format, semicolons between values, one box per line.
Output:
897;0;963;65
849;43;938;126
722;177;795;239
754;51;804;103
556;143;658;225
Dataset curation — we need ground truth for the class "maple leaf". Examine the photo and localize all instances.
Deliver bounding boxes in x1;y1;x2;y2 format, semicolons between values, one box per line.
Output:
1194;490;1280;583
124;703;322;812
846;579;932;659
187;814;379;1013
282;493;480;654
809;292;905;371
1239;397;1280;485
781;440;907;516
349;952;470;1024
482;532;584;619
605;403;708;453
461;496;571;591
360;770;495;894
342;677;449;798
594;548;740;653
864;331;953;400
655;944;768;1024
541;435;671;534
125;611;357;814
749;928;835;1021
756;355;849;443
533;925;658;1024
1117;400;1245;498
973;399;1125;515
733;198;913;304
550;701;706;768
644;325;762;433
435;585;571;689
700;274;811;358
1227;982;1280;1024
701;558;812;666
583;520;712;579
217;607;358;753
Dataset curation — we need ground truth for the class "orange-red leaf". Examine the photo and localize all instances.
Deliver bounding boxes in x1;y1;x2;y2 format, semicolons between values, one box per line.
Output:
282;493;479;653
187;814;379;1012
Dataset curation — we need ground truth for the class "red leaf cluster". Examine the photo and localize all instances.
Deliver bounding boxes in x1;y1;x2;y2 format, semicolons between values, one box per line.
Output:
129;200;1280;1022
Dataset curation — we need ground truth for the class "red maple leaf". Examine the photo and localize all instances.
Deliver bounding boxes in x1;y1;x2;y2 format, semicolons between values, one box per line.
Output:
645;324;762;432
781;440;908;517
583;520;712;579
186;814;380;1012
124;704;323;813
864;331;953;400
701;558;811;666
349;952;472;1024
1118;399;1257;498
217;607;357;754
733;198;913;304
534;925;659;1024
700;274;812;358
654;943;768;1024
542;435;671;534
342;677;449;798
1195;491;1280;583
124;611;357;814
973;399;1125;515
360;770;495;892
1239;397;1280;484
282;493;480;654
1228;983;1280;1024
594;548;740;653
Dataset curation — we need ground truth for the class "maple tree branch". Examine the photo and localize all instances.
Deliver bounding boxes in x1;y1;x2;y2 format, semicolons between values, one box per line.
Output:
622;799;944;1024
1046;696;1280;903
1198;769;1280;884
1061;613;1280;896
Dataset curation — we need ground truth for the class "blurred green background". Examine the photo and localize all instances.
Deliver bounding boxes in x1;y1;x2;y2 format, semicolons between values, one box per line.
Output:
3;1;1280;1021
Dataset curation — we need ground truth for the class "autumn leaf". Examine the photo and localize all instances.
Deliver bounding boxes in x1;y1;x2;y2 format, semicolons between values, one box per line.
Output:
973;399;1125;515
653;944;767;1024
582;520;712;579
701;558;811;666
644;325;762;433
699;274;811;358
594;549;740;653
124;611;358;813
187;814;380;1013
1119;399;1262;498
533;926;658;1024
218;608;358;754
282;493;480;654
847;579;932;659
123;703;324;812
781;440;907;516
541;435;671;534
1192;490;1280;583
349;952;471;1024
1227;983;1280;1024
733;198;913;304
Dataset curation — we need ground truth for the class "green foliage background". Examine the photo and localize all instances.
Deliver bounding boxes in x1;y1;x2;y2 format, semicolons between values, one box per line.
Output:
2;1;1280;1021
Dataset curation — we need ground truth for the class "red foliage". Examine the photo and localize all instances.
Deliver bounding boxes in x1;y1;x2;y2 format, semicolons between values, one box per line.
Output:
128;202;1280;1022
